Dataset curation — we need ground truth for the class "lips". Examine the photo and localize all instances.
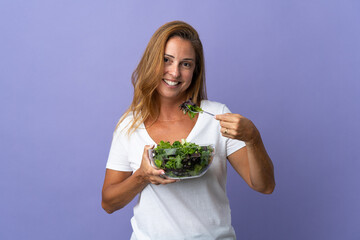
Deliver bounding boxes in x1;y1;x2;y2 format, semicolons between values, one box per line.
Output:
163;79;180;86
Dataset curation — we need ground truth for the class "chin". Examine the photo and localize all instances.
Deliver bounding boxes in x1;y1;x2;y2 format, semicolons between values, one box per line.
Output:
156;91;185;101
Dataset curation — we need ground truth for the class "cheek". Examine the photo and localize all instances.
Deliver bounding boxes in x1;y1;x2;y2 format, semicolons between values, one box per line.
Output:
163;66;169;75
185;69;195;82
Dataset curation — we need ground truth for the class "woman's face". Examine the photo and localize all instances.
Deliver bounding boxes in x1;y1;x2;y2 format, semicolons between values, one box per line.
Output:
156;36;196;102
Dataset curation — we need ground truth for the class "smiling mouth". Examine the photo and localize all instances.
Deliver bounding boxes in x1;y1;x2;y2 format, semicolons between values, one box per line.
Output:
163;79;181;86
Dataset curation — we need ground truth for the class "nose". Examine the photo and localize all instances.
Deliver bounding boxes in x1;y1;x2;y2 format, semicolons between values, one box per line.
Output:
168;64;180;78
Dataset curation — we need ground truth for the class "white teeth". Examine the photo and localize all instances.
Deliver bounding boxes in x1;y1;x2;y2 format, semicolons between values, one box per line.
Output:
163;79;180;86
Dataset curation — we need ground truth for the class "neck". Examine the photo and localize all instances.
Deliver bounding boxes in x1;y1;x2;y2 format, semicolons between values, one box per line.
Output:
156;95;188;121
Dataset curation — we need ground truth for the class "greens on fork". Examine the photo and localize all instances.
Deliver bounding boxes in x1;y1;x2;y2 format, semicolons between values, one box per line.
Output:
179;98;215;119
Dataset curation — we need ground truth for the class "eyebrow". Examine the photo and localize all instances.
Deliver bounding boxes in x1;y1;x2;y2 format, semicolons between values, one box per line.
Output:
164;54;194;61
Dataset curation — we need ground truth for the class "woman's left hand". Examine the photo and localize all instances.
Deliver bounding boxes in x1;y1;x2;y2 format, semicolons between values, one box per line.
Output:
215;113;259;143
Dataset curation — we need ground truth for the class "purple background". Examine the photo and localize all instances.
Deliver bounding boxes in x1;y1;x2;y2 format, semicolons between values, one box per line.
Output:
1;1;359;239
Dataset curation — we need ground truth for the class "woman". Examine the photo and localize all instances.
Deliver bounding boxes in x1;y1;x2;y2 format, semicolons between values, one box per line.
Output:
102;21;275;239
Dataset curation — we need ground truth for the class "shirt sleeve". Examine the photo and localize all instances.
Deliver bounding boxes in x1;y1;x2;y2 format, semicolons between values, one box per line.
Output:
222;104;246;157
106;126;132;172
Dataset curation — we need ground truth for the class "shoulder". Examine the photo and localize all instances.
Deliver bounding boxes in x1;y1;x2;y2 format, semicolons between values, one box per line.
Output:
201;100;227;113
114;112;135;136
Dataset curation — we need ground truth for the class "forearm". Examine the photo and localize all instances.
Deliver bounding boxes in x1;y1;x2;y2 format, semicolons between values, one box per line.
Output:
245;131;275;194
102;170;148;213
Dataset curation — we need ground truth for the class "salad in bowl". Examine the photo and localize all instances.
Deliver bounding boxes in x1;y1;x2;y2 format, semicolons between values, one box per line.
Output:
148;140;215;179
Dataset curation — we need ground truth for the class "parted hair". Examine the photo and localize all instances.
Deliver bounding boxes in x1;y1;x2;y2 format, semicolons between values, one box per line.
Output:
116;20;207;134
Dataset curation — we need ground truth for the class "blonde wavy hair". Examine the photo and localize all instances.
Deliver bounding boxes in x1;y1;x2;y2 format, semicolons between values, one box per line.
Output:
117;21;207;134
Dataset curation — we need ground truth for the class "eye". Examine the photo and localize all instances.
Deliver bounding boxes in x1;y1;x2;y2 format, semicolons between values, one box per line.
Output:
164;57;170;63
182;62;192;68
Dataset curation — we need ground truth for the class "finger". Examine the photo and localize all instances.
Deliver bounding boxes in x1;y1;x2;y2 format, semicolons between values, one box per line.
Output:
143;144;155;158
160;178;178;184
214;113;232;121
145;162;165;175
219;121;236;129
221;127;232;135
221;127;239;139
215;113;243;123
151;176;178;185
142;145;166;175
143;144;155;163
143;144;155;152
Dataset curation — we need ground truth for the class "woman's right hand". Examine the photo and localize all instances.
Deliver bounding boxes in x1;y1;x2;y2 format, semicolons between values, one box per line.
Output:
138;145;178;185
